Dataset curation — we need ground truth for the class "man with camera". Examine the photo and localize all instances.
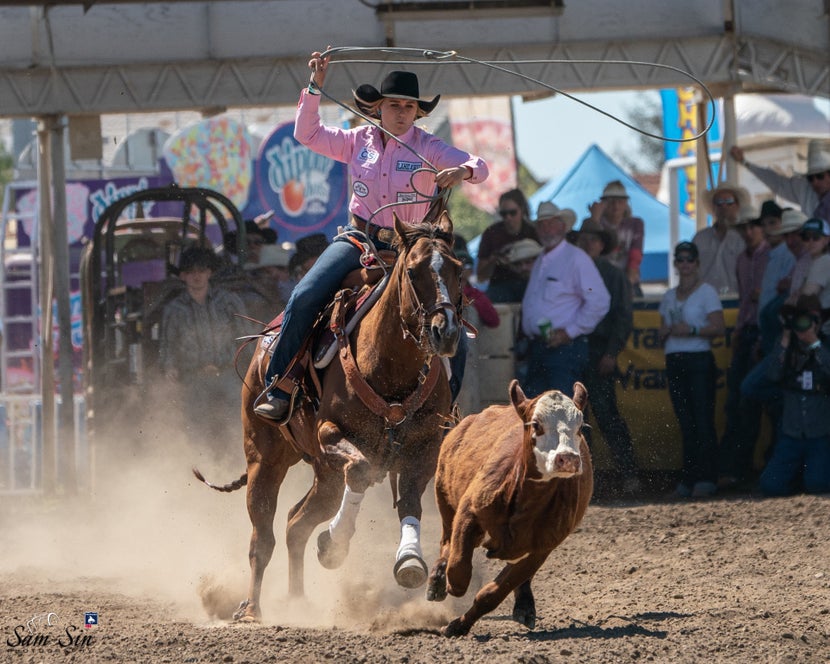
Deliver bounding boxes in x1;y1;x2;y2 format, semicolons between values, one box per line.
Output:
759;294;830;496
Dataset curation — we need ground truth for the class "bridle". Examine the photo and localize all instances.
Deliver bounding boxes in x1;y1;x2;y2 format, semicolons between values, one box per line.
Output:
397;234;463;354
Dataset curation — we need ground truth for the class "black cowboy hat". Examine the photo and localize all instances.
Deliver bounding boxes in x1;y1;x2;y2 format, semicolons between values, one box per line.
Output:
353;71;440;118
576;219;618;256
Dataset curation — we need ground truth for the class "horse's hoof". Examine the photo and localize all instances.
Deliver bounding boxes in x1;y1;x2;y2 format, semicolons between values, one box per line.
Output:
394;554;428;589
441;618;470;638
512;603;536;630
317;529;349;569
232;600;260;623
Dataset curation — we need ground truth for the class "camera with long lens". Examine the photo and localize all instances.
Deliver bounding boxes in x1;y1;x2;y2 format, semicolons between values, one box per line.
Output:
782;311;819;333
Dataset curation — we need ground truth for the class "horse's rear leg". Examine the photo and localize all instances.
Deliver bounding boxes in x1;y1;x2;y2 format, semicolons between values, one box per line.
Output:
238;459;288;622
284;470;344;596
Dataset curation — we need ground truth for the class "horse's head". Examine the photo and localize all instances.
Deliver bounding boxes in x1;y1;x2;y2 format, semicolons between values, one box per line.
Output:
392;212;462;357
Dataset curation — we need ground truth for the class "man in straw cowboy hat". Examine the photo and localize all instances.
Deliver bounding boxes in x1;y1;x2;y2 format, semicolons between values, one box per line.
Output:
486;236;543;303
574;219;639;493
692;182;749;294
731;138;830;223
254;48;489;422
520;201;609;399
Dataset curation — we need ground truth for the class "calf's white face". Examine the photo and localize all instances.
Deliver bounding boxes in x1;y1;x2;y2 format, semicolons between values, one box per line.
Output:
530;392;584;479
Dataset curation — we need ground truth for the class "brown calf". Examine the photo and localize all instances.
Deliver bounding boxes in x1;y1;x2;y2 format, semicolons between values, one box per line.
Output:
426;379;593;636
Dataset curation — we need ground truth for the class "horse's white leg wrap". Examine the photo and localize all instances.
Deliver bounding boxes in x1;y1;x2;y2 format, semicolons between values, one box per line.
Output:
396;516;422;562
328;485;365;544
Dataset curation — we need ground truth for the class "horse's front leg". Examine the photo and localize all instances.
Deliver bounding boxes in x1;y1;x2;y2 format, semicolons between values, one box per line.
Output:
314;423;375;570
393;451;439;589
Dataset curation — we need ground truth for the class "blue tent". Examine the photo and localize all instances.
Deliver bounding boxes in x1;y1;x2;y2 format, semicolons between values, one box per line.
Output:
527;144;696;281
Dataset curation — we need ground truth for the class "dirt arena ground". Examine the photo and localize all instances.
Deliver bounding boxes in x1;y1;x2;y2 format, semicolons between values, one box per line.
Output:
1;435;828;664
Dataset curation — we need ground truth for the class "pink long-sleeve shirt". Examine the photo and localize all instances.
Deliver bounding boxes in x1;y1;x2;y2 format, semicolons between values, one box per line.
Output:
294;89;488;228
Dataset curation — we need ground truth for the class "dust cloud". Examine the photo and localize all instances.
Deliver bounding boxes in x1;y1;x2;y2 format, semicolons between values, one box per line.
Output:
0;388;468;632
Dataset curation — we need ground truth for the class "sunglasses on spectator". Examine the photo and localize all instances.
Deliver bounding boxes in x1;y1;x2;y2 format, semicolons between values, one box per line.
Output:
675;255;697;264
800;232;825;242
499;208;521;217
247;237;266;246
713;198;737;206
807;171;829;183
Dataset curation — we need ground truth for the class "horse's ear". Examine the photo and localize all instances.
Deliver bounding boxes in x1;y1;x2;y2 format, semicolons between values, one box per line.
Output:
571;382;588;411
394;214;410;246
509;379;528;412
437;210;454;237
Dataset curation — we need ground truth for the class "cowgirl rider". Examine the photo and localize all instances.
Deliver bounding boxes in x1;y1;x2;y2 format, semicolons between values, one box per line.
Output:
254;49;489;421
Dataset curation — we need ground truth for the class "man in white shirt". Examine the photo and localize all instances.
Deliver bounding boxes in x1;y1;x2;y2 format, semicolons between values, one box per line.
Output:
521;201;610;398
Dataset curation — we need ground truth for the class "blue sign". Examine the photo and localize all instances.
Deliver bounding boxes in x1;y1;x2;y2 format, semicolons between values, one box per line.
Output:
255;122;349;243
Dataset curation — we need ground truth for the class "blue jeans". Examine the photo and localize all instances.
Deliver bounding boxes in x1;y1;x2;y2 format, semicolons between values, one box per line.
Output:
523;336;589;399
265;231;466;401
759;432;830;496
582;345;637;474
665;351;718;486
719;325;763;480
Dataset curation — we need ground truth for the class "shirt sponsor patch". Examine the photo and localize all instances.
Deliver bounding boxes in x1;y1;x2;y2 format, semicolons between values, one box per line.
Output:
358;147;379;164
353;181;369;197
397;192;417;203
396;160;423;172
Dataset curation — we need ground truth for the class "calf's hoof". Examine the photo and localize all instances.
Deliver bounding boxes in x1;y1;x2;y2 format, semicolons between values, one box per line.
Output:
441;617;470;637
426;563;448;602
394;554;428;589
512;602;536;630
317;529;349;569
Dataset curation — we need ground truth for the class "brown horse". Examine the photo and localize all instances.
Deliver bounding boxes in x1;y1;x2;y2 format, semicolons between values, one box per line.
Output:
196;213;462;622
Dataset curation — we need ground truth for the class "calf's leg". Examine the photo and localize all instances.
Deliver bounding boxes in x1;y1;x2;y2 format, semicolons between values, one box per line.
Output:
443;551;548;637
512;579;536;629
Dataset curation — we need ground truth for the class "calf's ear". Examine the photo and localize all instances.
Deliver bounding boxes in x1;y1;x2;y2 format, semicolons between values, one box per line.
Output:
509;379;531;419
571;382;588;411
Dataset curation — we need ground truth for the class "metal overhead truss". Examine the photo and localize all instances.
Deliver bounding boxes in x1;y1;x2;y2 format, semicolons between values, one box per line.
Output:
0;33;827;118
0;0;827;118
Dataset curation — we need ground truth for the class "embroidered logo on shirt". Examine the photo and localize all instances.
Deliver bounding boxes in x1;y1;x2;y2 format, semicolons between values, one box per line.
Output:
396;160;422;172
397;192;417;203
353;181;369;197
358;147;379;164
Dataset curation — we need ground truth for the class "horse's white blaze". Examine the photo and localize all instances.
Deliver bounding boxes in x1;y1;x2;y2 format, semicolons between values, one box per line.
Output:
531;392;583;480
431;248;458;328
328;485;365;544
396;515;423;562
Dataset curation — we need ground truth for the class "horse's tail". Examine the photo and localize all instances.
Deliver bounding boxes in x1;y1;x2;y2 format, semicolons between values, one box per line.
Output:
192;467;248;493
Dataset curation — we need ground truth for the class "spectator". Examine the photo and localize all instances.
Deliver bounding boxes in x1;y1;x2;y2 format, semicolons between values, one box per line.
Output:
476;188;538;292
693;182;748;294
730;138;830;222
658;241;726;499
224;219;278;265
796;218;830;336
718;209;770;489
575;219;638;492
781;215;830;313
487;238;542;303
242;243;294;325
520;201;610;398
782;210;814;305
586;180;645;296
759;294;830;496
456;248;500;329
289;232;330;282
740;209;808;434
755;201;794;354
160;246;249;451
